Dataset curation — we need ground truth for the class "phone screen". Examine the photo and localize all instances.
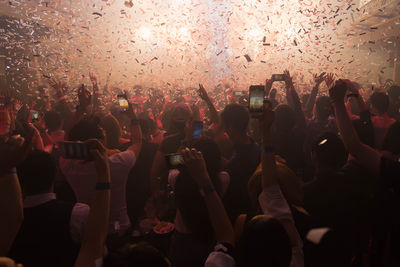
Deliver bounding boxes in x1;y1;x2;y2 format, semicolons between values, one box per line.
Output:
192;121;203;140
118;97;129;111
60;141;92;160
249;85;265;114
272;74;286;81
31;111;39;122
234;91;243;96
166;154;185;169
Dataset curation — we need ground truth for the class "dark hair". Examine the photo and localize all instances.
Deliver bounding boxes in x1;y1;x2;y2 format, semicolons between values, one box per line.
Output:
238;215;292;267
17;150;57;196
370;92;390;114
68;115;104;142
99;114;121;149
274;104;296;132
315;96;332;120
352;119;375;148
174;138;222;242
44;111;63;132
220;104;249;134
311;132;347;169
104;242;169;267
382;121;400;155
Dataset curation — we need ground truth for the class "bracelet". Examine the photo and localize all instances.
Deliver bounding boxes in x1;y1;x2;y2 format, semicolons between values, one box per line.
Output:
264;146;274;153
131;119;140;126
200;184;215;197
95;182;111;190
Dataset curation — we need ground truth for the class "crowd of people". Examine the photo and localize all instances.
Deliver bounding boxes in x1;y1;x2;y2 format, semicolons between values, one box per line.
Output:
1;70;400;267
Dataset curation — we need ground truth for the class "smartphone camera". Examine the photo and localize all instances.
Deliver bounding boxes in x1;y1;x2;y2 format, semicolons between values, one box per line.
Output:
117;94;129;111
31;111;39;122
192;121;203;140
165;153;185;169
272;74;286;82
249;85;265;114
60;141;92;161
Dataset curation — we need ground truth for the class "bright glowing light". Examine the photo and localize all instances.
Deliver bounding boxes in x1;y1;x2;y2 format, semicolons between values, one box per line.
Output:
140;27;151;39
179;27;188;36
248;28;261;38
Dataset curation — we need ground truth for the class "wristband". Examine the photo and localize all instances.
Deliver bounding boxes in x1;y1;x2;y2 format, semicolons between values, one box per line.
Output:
8;168;17;174
200;184;215;197
131;119;140;126
96;182;111;190
264;146;274;153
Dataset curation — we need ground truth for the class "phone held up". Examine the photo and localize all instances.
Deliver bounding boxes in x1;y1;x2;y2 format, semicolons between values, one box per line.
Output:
192;120;203;140
165;153;185;169
271;74;287;82
249;85;265;115
31;110;40;122
117;94;129;112
60;141;93;161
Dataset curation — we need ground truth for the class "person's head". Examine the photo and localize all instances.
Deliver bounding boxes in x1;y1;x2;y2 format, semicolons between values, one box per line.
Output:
315;96;332;121
311;132;347;172
99;114;121;149
169;103;192;133
220;103;249;139
370;91;390;115
352;119;375;148
238;215;292;267
44;110;63;133
104;242;170;267
17;150;57;196
68;115;105;143
273;104;296;133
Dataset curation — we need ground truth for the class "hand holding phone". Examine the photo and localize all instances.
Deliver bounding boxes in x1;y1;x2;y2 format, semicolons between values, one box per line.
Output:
249;85;265;115
192;121;203;140
117;94;129;112
60;141;93;161
165;153;185;169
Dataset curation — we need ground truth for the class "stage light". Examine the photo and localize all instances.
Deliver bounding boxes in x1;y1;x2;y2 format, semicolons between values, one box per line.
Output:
140;27;151;39
179;27;188;36
249;28;261;38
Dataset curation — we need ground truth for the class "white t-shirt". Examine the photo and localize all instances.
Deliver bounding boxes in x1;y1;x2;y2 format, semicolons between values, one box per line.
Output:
60;150;136;233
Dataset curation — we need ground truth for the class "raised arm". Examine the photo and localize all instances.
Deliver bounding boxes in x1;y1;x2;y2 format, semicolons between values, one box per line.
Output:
329;79;381;177
65;85;91;140
198;84;220;125
49;78;73;123
125;103;142;159
75;140;110;267
183;148;234;246
0;134;31;255
89;72;100;113
284;70;306;129
305;72;326;117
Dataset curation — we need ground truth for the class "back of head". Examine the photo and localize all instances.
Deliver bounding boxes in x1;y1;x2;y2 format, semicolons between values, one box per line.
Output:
169;103;192;133
68;115;104;142
99;114;121;149
221;104;249;135
192;137;221;182
239;215;292;267
104;242;169;267
311;132;347;170
370;91;390;114
315;96;332;120
382;121;400;155
274;104;296;132
17;150;56;196
352;119;375;148
44;111;63;132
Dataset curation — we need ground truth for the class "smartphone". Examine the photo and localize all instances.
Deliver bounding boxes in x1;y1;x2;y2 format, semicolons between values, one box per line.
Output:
117;94;129;111
60;141;92;161
272;74;286;81
234;91;244;97
192;121;203;140
165;153;185;169
31;110;39;122
249;85;265;114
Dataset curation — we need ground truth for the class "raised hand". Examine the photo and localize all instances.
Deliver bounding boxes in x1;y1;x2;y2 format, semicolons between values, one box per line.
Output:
198;84;210;102
78;84;91;109
0;134;32;176
48;78;67;98
182;148;211;187
258;100;275;135
313;72;326;86
329;79;349;104
89;72;97;85
325;73;335;88
283;69;293;87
